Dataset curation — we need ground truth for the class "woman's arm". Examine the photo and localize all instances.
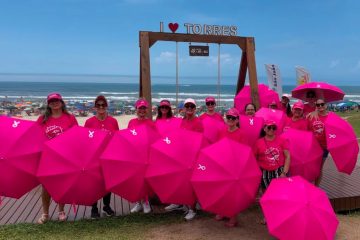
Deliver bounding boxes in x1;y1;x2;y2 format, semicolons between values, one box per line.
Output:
281;149;291;177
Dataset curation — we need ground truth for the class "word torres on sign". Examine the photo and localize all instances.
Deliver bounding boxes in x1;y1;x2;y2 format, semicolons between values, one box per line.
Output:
184;23;237;36
189;46;209;56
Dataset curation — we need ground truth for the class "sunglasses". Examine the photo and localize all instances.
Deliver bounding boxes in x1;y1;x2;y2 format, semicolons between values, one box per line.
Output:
185;104;196;109
48;99;60;104
226;115;237;121
316;103;325;107
95;103;106;108
160;106;170;109
206;101;215;106
266;125;277;131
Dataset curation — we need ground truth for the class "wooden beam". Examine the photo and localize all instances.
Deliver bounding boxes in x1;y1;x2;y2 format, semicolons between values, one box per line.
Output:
246;37;260;110
236;51;247;95
146;32;246;50
139;32;152;118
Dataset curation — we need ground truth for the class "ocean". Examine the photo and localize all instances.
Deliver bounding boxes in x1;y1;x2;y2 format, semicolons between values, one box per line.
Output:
1;81;360;108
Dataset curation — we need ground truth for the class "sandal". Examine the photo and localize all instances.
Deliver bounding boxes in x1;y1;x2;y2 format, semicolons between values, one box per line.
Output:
37;214;49;224
58;211;67;222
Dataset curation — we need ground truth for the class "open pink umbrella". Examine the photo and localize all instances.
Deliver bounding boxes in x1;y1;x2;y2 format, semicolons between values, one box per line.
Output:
201;116;225;144
255;107;286;134
191;138;261;217
101;124;160;202
239;115;264;146
155;117;182;137
325;112;359;174
0;116;46;198
146;128;207;205
37;126;109;205
291;82;344;102
234;84;280;114
260;176;339;240
281;129;323;181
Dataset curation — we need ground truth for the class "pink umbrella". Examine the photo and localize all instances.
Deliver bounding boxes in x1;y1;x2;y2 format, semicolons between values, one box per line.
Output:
191;138;261;217
155;117;182;137
281;129;323;181
255;107;287;134
260;176;339;240
201;116;225;144
234;84;280;114
0;116;46;198
37;126;109;205
239;115;264;146
101;124;160;202
146;128;207;205
325;112;359;174
291;82;345;102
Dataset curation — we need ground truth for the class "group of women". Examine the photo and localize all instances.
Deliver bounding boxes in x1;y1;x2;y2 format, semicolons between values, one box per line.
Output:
35;90;330;227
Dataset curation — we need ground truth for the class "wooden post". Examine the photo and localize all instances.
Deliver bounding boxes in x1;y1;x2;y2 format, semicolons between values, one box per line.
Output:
246;37;260;110
236;51;247;95
139;31;153;118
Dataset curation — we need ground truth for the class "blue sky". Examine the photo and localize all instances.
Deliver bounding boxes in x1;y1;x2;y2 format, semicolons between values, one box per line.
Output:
0;0;359;85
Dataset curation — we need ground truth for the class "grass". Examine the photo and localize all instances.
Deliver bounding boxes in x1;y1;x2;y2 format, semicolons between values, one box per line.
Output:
336;111;360;142
0;211;200;240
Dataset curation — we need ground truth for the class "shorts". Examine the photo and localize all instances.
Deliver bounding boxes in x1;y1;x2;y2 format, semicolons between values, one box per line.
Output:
261;166;284;190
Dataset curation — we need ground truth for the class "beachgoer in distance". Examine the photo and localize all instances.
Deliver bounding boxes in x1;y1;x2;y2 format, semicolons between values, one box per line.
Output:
84;95;119;219
37;92;78;224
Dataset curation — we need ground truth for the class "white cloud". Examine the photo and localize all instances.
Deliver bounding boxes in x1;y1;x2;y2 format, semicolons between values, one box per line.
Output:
329;60;340;68
155;51;176;63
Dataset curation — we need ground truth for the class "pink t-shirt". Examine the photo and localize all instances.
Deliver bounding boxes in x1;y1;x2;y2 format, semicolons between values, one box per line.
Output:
84;115;119;134
283;117;308;132
199;112;224;122
219;127;248;145
181;117;204;133
303;103;316;116
307;114;328;149
127;118;155;129
37;113;78;139
253;136;289;171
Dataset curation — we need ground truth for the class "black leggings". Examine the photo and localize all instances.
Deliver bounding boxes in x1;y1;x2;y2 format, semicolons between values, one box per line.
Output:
92;193;111;209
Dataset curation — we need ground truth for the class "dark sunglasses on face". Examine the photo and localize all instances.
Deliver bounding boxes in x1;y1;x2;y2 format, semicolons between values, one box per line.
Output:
266;125;277;131
95;103;106;108
226;115;237;121
316;103;325;107
160;106;170;110
48;99;60;104
185;104;196;109
206;101;215;106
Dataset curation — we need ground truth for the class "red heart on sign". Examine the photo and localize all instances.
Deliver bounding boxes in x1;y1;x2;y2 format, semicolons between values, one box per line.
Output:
168;23;179;33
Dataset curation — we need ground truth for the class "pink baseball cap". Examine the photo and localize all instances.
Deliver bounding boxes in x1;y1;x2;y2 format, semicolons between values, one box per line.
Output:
226;108;239;117
47;92;62;103
135;99;148;109
293;101;304;110
184;98;196;106
160;99;171;107
205;96;216;103
95;95;108;107
264;119;277;126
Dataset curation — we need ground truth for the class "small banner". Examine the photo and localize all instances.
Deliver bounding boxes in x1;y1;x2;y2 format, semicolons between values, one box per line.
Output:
296;66;311;85
265;64;283;96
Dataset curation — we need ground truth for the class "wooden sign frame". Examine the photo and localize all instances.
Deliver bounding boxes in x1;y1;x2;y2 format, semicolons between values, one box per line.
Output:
139;31;260;117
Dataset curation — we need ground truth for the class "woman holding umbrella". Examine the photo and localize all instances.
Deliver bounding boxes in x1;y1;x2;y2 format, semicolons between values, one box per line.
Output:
253;120;291;223
283;101;308;131
307;98;329;186
85;95;119;219
129;98;153;214
37;92;78;224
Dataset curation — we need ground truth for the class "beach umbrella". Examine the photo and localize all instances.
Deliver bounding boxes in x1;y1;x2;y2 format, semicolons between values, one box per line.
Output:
239;115;264;146
281;129;323;181
146;128;207;205
155;117;182;137
260;176;339;240
325;112;359;174
201;116;225;144
191;138;261;217
37;126;110;205
291;82;344;102
255;107;286;134
101;125;160;202
0;116;46;198
234;84;280;114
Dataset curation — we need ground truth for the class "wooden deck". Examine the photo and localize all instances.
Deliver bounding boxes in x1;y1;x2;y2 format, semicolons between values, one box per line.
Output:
0;157;359;225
